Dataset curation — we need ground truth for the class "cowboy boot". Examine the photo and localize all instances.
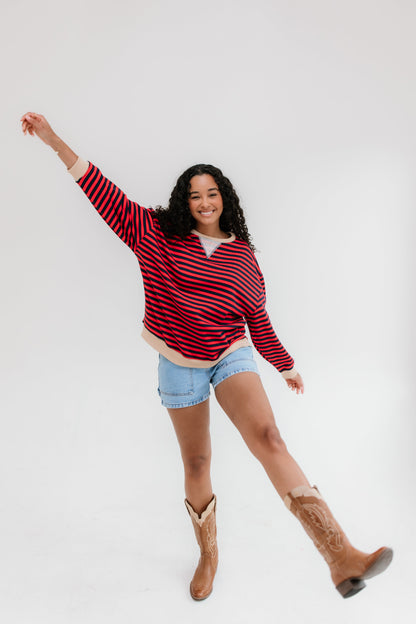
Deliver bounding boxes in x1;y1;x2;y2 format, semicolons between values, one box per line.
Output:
184;494;218;600
284;485;393;598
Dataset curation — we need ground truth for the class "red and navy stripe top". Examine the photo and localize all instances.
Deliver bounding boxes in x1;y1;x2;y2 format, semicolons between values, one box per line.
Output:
68;157;296;377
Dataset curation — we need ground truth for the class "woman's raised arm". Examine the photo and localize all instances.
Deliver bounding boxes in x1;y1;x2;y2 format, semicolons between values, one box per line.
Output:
20;112;155;251
20;112;78;170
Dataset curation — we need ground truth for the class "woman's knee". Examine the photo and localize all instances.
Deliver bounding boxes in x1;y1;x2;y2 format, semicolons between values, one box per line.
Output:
184;453;212;480
251;424;288;457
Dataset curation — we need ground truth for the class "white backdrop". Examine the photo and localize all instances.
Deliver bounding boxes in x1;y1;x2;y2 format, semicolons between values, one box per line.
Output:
1;0;415;622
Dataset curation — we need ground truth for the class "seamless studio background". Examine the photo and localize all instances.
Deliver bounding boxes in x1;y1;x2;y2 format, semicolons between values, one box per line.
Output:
1;0;415;622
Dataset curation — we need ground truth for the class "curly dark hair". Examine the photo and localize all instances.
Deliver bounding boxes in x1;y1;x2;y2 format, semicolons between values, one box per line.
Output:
154;164;257;253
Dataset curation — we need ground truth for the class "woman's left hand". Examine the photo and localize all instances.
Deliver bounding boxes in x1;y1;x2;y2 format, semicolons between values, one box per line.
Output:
285;373;304;394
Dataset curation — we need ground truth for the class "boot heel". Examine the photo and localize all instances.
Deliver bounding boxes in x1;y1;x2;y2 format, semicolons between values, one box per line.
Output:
336;577;366;598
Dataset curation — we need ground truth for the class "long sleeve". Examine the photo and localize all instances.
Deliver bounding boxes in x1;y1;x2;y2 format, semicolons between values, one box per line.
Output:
245;304;297;377
68;157;154;251
243;249;298;379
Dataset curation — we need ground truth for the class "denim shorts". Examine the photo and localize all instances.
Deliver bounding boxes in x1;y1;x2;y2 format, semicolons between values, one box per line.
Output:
157;346;260;408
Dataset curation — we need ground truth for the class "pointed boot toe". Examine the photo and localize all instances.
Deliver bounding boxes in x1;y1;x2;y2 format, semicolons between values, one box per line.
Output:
190;582;213;601
335;546;394;598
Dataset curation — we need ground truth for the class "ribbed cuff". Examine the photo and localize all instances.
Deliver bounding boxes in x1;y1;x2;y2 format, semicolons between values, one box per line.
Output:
67;156;89;181
281;367;298;380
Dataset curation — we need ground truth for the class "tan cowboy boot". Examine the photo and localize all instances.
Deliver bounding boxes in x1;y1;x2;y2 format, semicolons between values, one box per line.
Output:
184;494;218;600
284;485;393;598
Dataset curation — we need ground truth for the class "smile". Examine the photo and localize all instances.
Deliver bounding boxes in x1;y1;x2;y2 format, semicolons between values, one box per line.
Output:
199;210;214;216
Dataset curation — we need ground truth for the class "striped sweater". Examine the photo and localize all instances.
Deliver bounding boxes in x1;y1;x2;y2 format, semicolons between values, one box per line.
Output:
68;157;297;379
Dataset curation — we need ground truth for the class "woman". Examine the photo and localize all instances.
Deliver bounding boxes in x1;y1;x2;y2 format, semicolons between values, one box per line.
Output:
20;112;392;600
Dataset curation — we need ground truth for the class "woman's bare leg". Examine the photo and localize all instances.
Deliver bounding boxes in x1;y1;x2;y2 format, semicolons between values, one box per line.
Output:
214;372;394;597
167;398;213;514
214;372;310;498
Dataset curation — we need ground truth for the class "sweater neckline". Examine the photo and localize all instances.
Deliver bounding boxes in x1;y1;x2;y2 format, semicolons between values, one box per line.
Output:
191;229;236;243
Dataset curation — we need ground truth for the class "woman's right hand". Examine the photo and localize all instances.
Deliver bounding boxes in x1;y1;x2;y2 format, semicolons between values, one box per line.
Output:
20;112;57;147
285;372;304;395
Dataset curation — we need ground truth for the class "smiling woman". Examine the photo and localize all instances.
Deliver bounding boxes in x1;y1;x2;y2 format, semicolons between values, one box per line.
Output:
20;111;393;602
154;162;257;251
187;173;226;238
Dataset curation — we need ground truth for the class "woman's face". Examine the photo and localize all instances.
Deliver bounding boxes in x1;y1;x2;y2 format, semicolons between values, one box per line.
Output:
188;174;223;229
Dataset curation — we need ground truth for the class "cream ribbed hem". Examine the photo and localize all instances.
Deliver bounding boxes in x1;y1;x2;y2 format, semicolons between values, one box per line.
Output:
67;156;89;181
141;326;250;368
185;495;216;526
142;326;294;376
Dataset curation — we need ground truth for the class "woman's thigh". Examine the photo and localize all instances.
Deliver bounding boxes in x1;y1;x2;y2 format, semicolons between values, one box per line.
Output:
214;371;280;448
167;398;212;464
